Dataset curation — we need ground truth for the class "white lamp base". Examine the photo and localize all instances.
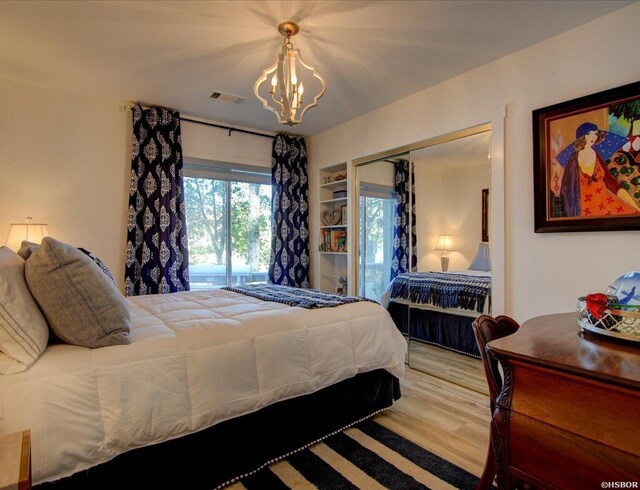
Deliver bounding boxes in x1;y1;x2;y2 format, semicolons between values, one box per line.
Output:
440;256;450;272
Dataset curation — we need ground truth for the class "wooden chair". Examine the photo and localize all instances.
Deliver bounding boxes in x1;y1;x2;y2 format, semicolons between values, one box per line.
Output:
472;315;520;490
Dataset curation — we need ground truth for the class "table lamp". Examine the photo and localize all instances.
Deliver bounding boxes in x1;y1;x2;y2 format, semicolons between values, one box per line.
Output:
434;233;454;272
5;217;49;251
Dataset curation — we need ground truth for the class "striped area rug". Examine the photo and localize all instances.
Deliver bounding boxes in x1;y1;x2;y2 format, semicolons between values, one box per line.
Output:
228;419;480;490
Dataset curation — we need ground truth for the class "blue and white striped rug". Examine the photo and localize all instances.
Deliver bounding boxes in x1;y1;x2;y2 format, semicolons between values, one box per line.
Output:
227;419;480;490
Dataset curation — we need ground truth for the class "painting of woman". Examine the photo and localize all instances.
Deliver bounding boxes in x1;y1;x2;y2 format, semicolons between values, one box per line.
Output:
558;122;640;217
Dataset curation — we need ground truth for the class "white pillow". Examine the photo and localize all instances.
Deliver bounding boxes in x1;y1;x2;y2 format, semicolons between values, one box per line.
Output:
468;242;491;272
0;246;49;374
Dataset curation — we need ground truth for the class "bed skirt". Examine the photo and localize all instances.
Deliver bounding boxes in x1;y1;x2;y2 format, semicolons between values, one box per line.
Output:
387;302;480;358
36;369;400;490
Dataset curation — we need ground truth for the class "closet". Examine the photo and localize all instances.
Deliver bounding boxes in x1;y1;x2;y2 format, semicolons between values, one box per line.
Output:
354;124;500;393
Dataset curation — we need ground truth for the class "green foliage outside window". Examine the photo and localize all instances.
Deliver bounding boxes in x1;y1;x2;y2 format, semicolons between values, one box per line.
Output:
184;177;272;273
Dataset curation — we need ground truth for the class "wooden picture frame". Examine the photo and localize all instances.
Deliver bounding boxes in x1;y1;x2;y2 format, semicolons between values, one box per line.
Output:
533;81;640;232
340;204;347;226
481;188;489;242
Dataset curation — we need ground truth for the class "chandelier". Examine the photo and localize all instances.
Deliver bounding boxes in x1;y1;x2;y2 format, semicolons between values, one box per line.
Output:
254;21;326;126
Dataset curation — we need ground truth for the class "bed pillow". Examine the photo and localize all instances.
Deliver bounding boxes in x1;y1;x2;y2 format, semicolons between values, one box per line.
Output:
17;240;40;260
25;237;130;348
18;241;117;286
468;242;491;272
77;247;118;286
0;247;49;374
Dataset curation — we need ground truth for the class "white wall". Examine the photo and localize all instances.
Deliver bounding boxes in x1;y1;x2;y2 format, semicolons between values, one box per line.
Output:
441;164;490;269
0;78;131;289
0;78;272;291
415;162;490;272
414;166;443;272
309;3;640;322
181;118;273;169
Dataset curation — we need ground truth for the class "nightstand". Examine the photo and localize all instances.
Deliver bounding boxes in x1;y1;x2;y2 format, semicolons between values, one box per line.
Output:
0;430;31;490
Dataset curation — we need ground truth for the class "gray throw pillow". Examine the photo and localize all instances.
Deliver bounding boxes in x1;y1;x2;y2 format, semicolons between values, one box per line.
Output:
25;237;130;348
18;241;117;286
77;247;117;286
17;240;39;260
0;247;49;374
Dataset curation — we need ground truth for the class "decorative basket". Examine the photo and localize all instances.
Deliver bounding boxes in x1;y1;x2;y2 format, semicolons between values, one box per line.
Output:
333;190;347;199
577;296;640;343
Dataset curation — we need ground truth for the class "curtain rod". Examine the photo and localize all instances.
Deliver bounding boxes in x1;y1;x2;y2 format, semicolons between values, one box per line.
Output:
123;104;275;140
181;117;275;140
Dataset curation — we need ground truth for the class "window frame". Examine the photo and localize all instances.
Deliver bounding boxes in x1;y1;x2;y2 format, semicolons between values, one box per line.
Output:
184;158;271;287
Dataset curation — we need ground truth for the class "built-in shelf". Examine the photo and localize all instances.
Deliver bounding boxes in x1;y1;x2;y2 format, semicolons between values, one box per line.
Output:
319;179;348;189
320;197;347;205
317;162;349;294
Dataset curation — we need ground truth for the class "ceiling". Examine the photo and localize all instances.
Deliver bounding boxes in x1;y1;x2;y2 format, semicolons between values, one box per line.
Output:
0;1;634;136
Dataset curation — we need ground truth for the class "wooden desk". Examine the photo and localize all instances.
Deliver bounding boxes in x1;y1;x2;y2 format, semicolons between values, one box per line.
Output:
488;313;640;489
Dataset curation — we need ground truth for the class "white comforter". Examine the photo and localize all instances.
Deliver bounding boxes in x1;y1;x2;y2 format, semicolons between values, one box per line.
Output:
0;289;406;484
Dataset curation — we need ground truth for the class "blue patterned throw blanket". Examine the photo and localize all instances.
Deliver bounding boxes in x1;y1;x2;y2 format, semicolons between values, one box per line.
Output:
389;272;491;313
223;284;374;309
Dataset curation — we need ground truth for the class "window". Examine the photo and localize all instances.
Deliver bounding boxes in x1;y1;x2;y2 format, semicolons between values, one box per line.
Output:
184;160;272;289
358;184;396;302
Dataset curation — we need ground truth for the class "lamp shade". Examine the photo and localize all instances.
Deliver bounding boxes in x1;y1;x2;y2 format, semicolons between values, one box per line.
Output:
5;218;49;251
434;233;454;252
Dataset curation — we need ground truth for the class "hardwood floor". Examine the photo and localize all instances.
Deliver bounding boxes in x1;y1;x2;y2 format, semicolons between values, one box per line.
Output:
375;366;491;478
408;341;489;396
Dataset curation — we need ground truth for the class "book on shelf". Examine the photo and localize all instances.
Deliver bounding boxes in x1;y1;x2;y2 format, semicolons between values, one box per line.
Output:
331;229;347;253
321;229;331;252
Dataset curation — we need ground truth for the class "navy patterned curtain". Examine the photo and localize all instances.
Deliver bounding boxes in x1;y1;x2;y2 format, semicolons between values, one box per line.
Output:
124;104;190;295
390;160;417;280
268;134;310;288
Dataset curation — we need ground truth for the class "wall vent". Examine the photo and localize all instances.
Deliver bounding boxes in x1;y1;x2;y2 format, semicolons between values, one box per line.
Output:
210;91;245;104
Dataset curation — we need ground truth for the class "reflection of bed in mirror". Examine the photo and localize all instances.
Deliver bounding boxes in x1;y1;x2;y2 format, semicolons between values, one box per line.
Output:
382;245;492;358
354;126;496;394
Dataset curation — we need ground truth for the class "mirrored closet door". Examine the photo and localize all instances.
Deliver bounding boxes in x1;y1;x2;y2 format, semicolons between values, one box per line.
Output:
407;132;491;394
355;128;494;395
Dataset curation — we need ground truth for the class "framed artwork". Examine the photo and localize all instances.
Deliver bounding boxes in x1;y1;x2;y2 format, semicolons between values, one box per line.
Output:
533;81;640;232
340;204;347;226
481;189;489;242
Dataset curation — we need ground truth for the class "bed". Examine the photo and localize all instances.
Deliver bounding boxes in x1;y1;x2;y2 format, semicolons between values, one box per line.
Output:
381;244;492;358
0;287;406;488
